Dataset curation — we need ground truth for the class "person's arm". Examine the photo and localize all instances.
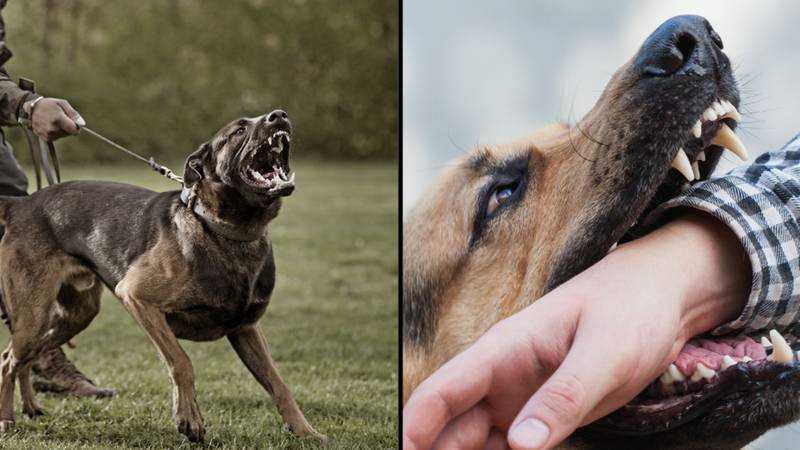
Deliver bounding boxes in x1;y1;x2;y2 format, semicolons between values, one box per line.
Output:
646;133;800;337
403;211;750;450
0;8;83;138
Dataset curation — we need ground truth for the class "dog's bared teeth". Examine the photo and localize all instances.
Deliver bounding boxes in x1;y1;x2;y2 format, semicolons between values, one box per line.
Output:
692;120;702;138
761;336;773;348
668;363;685;382
721;355;737;370
697;151;706;162
691;161;700;180
671;148;694;181
768;329;793;363
719;99;742;123
703;107;718;122
607;242;618;253
690;363;716;382
712;101;725;116
711;123;748;160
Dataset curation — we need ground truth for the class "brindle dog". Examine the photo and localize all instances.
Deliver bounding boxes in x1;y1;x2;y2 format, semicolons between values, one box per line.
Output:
404;15;800;450
0;110;321;442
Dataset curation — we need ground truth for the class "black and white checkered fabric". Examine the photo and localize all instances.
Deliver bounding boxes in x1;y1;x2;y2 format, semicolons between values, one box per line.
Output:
652;132;800;337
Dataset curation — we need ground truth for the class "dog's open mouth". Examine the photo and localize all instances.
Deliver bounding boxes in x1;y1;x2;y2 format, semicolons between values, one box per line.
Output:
619;97;747;245
244;130;294;191
591;330;800;435
668;98;745;189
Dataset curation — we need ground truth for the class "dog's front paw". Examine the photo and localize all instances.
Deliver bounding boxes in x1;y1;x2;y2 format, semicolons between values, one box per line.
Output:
176;415;205;443
0;419;14;433
285;422;326;440
22;401;47;418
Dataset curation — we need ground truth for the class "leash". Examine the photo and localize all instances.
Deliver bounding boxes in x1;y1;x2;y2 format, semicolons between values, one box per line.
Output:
80;127;184;183
17;77;183;188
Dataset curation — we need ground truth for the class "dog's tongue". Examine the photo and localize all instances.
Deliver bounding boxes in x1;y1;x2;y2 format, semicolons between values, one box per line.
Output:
674;337;767;376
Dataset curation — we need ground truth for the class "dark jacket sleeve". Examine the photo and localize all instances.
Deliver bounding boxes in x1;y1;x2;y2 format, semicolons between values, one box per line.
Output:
645;133;800;337
0;3;35;126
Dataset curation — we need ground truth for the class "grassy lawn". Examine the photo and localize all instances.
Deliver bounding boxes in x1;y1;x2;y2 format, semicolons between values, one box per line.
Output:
0;161;398;449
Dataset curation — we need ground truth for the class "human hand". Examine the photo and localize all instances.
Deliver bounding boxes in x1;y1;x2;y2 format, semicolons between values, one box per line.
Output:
31;97;85;141
402;211;751;450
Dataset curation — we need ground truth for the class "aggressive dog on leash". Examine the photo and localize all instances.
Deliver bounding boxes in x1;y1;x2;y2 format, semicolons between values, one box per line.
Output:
404;15;800;449
0;109;321;442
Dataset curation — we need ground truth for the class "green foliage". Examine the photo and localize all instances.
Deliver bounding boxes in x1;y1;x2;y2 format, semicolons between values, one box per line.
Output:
0;161;399;448
2;0;398;163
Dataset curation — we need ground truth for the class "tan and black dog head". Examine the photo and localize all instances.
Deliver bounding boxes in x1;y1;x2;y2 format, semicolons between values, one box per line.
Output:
404;15;800;450
182;109;295;209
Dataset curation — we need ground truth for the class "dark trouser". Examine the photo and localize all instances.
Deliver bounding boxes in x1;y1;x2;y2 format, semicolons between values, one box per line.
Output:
0;131;27;326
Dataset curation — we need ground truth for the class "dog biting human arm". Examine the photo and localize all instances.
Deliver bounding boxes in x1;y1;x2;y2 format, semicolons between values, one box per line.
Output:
403;211;750;450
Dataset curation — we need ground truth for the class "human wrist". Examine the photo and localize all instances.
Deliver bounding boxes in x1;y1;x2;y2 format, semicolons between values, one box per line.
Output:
649;210;751;339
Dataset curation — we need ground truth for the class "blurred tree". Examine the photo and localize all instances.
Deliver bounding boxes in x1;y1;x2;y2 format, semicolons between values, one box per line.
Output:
2;0;398;163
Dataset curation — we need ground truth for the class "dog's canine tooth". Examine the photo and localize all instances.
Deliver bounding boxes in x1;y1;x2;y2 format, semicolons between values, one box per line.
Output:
711;123;748;160
671;148;694;181
692;120;702;138
719;100;743;123
703;107;718;122
659;369;673;385
761;336;773;348
669;363;685;382
607;242;618;253
768;329;793;363
690;363;716;382
721;355;737;370
692;161;700;180
697;151;706;161
742;356;753;362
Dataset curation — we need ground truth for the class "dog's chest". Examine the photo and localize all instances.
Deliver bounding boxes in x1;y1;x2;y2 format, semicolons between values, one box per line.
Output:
117;231;276;341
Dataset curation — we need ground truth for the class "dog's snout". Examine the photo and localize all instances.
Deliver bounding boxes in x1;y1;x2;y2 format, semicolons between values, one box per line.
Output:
635;15;721;77
266;109;289;124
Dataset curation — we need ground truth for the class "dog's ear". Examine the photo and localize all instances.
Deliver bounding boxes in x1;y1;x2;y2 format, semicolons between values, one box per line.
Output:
183;142;211;188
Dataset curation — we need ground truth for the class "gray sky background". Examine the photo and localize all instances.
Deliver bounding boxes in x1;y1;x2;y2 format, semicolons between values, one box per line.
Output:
403;1;800;448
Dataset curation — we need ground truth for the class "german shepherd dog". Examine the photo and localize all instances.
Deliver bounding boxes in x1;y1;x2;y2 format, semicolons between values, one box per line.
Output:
404;15;800;449
0;110;322;442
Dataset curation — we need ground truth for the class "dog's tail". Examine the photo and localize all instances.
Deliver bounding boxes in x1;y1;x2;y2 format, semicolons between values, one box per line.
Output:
0;196;22;226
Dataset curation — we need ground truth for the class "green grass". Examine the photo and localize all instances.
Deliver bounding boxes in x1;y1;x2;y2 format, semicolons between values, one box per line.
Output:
0;161;398;449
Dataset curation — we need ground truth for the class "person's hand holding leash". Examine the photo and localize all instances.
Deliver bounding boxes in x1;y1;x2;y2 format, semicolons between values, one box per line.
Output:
29;97;85;141
403;212;751;450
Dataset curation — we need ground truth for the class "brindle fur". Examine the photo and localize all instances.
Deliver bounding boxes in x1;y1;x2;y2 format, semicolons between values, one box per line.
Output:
0;113;320;442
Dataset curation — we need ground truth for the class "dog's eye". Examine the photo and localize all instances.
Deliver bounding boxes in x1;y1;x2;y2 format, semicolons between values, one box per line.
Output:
486;183;518;216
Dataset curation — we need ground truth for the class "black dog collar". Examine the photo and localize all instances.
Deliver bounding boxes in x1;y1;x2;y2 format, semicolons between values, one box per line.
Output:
180;186;263;242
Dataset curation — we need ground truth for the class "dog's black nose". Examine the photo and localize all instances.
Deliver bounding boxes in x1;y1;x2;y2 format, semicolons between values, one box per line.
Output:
266;109;289;124
635;15;723;77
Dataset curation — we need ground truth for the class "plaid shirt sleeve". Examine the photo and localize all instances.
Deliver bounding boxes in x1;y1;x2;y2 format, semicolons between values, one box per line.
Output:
647;132;800;336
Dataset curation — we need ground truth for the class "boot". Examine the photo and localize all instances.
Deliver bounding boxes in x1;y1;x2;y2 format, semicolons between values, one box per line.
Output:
32;347;114;398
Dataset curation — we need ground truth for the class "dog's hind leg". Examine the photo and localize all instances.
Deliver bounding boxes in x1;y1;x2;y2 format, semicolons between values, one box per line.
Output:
227;323;323;439
118;296;205;443
0;289;58;431
18;364;46;417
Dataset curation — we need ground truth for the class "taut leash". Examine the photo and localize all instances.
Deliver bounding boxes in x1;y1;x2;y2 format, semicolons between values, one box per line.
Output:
80;126;184;183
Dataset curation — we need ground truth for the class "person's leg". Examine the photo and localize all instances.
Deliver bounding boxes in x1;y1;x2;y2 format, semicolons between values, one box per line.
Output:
0;135;113;398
